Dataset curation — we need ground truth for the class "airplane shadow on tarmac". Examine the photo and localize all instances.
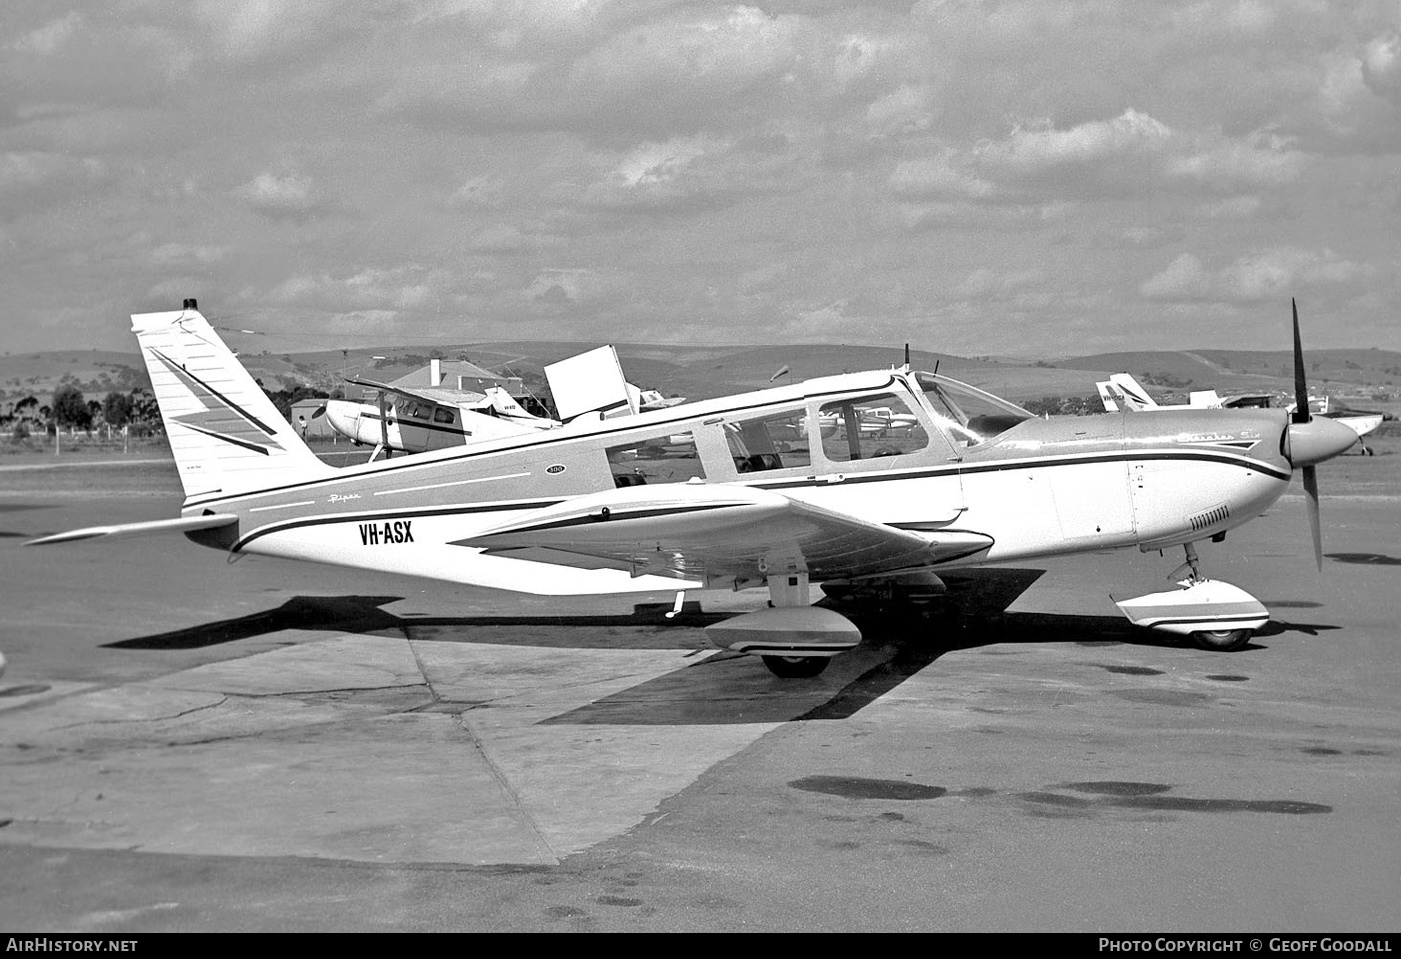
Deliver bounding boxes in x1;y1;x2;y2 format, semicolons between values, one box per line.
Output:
99;567;1341;725
103;594;733;651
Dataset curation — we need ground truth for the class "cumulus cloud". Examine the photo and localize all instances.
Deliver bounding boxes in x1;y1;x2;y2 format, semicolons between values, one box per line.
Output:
448;176;505;209
191;1;350;60
1141;249;1372;303
11;12;83;55
953;267;1048;300
888;109;1304;211
1361;31;1401;104
0;151;107;213
1162;133;1305;191
149;243;229;267
580;133;802;213
977;109;1173;177
270;264;449;312
522;268;615;306
234;172;326;220
888;153;995;200
469;224;538;254
864;83;936;138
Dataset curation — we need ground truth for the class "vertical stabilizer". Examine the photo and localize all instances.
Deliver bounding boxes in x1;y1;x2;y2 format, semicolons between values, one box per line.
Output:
132;305;332;499
1107;373;1159;411
1096;381;1122;412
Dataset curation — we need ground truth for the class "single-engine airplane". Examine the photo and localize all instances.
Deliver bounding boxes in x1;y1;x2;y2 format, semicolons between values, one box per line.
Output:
324;349;686;460
323;379;556;460
28;299;1359;677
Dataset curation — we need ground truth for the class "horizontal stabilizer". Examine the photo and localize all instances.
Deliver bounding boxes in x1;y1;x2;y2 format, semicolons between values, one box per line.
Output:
26;513;239;546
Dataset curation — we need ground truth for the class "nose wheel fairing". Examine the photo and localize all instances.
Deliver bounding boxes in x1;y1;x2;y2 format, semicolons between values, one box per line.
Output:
1113;578;1269;645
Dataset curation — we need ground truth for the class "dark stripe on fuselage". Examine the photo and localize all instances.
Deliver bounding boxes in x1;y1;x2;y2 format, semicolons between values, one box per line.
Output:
362;411;472;438
231;499;566;552
753;449;1292;490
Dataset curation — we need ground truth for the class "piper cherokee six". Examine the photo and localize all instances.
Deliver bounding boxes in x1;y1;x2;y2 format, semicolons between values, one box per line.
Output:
28;301;1358;677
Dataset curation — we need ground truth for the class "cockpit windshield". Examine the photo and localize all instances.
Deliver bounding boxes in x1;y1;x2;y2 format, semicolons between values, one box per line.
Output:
911;372;1034;447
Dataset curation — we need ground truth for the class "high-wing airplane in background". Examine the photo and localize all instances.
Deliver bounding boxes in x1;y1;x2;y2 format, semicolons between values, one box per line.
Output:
323;379;556;460
323;349;686;460
28;299;1359;677
1097;373;1381;455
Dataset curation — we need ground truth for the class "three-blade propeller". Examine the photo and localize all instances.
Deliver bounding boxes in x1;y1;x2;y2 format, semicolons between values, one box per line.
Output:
1285;299;1360;569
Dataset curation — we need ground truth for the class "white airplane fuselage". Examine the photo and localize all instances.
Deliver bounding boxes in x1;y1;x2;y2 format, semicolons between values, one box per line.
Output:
184;370;1299;595
324;394;548;454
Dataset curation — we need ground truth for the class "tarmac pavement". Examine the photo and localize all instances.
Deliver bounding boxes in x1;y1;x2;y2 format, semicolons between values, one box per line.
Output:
0;468;1397;931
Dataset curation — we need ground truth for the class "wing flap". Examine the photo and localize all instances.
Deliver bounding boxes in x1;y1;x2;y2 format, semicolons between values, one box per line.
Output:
454;483;945;582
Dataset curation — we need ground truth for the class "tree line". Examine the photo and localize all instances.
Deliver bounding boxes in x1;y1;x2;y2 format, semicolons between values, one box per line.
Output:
3;379;342;441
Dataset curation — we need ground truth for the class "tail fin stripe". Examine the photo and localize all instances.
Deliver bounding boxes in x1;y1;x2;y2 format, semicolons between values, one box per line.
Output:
150;348;278;436
176;421;274;455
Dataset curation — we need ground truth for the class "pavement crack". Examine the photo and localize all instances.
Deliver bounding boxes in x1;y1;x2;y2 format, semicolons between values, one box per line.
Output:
455;712;561;864
49;695;231;732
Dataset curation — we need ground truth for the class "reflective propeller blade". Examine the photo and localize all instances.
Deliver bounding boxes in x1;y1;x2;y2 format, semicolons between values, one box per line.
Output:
1303;465;1322;571
1292;298;1310;425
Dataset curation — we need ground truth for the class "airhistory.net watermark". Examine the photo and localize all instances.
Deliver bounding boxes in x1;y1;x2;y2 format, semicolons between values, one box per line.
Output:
6;941;137;952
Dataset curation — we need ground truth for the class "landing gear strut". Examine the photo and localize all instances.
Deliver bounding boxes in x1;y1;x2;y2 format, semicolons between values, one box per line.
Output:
703;570;861;678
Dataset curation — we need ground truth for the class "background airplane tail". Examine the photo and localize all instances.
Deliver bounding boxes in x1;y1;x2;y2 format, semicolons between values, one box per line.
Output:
132;302;332;499
1106;373;1158;411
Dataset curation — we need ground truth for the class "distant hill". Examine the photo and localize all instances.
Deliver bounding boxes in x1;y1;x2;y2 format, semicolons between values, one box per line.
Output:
1052;348;1401;404
5;341;1398;411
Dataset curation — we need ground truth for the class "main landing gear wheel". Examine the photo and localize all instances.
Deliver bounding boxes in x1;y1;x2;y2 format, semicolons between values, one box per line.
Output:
761;655;830;678
1191;628;1253;652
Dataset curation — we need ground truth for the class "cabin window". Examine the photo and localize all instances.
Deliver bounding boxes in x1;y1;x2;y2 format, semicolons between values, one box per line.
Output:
606;431;705;487
725;411;811;473
817;393;930;462
432;408;455;425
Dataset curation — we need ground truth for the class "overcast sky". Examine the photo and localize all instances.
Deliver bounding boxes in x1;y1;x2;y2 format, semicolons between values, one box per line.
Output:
2;1;1398;358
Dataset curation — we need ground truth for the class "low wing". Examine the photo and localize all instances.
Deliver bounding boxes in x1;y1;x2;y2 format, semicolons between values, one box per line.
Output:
453;483;989;585
26;513;239;546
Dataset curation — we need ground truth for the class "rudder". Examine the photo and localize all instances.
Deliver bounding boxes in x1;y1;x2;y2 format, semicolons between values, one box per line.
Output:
132;301;332;499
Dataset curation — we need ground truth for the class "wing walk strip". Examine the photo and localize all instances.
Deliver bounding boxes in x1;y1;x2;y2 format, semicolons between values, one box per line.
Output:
185;446;1288;511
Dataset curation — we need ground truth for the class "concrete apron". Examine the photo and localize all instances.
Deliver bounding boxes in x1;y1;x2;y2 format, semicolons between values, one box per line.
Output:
0;629;853;865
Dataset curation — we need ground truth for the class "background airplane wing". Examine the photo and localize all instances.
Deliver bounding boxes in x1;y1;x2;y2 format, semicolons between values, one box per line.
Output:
453;483;989;584
342;376;486;407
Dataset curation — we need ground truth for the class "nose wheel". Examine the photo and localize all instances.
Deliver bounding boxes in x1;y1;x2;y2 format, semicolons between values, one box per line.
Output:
1190;627;1253;652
